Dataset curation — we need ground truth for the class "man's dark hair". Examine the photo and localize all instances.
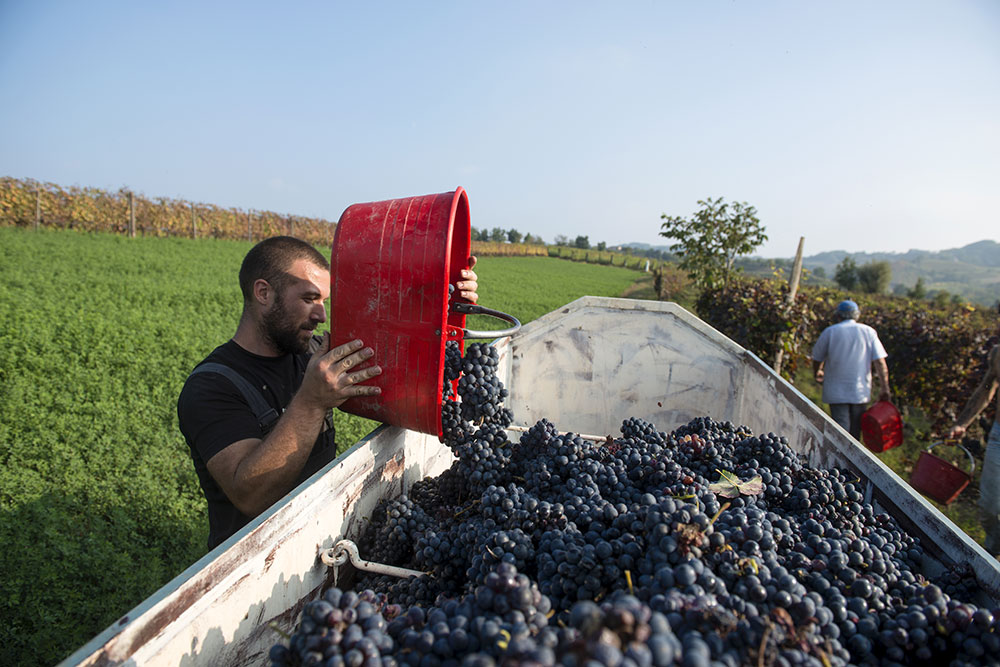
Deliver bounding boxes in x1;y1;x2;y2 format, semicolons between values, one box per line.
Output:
239;236;329;304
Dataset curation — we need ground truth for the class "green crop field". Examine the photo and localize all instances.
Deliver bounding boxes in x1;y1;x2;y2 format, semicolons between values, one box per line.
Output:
0;227;647;666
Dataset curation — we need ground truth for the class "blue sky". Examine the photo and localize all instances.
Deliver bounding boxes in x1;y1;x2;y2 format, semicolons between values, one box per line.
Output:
1;1;998;257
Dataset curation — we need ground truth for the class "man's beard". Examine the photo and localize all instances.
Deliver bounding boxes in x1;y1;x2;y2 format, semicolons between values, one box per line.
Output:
262;293;313;355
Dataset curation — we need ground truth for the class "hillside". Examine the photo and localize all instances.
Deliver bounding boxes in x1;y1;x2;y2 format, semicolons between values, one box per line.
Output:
624;240;1000;306
802;240;1000;305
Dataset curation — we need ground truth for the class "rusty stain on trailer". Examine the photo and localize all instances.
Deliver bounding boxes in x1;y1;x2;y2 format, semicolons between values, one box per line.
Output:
381;453;405;482
263;544;278;574
342;481;365;516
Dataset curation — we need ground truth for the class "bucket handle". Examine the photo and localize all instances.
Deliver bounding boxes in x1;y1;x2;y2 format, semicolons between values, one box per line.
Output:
927;441;976;477
451;302;521;340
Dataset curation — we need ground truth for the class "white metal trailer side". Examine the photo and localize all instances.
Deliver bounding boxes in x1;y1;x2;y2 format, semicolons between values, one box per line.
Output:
61;297;1000;667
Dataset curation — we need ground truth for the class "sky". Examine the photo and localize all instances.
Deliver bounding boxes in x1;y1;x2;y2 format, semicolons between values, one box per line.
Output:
1;1;998;258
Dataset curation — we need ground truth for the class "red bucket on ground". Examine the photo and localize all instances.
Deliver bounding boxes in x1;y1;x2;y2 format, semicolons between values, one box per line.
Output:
909;442;975;505
330;188;471;437
861;400;903;453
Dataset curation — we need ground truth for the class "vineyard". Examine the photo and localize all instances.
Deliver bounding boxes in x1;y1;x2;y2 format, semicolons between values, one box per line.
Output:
3;176;672;275
696;277;998;435
0;176;337;245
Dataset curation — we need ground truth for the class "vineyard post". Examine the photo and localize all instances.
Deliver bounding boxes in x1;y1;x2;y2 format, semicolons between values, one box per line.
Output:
288;216;293;236
34;187;40;230
191;203;197;239
247;210;252;242
773;236;805;375
128;192;135;238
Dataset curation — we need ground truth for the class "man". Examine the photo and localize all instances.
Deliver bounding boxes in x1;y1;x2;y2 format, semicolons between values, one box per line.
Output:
178;236;478;549
811;299;891;439
946;311;1000;558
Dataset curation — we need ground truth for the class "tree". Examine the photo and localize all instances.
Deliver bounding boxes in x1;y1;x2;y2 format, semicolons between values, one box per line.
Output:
908;277;927;300
554;234;568;246
812;267;826;279
506;229;523;244
659;197;767;291
489;227;505;243
834;256;858;290
856;260;891;294
597;241;607;251
574;235;590;249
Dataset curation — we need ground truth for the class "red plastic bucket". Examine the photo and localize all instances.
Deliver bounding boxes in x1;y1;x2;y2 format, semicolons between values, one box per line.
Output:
329;188;519;437
909;442;975;505
860;400;903;453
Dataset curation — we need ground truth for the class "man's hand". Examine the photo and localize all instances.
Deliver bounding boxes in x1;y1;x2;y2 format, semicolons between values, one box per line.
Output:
454;255;479;304
948;424;967;440
814;369;824;384
878;387;892;403
300;334;382;410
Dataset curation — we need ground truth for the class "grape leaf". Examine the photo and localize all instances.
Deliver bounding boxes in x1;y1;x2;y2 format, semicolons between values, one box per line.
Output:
709;469;763;498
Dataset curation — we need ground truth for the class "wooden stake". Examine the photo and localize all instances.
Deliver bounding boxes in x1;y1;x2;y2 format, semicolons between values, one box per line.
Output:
128;192;135;238
773;236;805;374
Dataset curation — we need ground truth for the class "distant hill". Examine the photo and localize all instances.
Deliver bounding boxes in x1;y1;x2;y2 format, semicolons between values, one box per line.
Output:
620;240;1000;306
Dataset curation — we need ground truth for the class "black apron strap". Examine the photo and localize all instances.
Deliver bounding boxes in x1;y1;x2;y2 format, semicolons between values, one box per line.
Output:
190;362;280;432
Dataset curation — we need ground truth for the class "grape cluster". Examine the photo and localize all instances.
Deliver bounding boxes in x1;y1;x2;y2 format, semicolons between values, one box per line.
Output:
359;496;433;567
270;340;1000;666
269;588;399;667
455;343;511;426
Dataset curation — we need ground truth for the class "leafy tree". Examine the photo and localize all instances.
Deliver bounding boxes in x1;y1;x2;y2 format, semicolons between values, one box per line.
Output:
574;235;590;249
659;197;767;291
932;290;951;307
856;260;892;294
554;234;568;246
834;256;858;290
908;277;927;300
506;229;523;244
523;233;534;244
813;267;826;279
597;241;607;251
489;227;505;243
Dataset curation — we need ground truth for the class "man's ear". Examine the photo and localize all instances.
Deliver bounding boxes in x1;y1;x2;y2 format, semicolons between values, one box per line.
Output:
252;278;274;306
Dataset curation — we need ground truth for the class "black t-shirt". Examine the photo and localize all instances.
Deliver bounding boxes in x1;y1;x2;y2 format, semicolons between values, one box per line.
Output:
177;338;336;549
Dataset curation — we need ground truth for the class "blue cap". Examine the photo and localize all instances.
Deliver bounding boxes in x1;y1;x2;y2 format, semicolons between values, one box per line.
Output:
837;300;860;319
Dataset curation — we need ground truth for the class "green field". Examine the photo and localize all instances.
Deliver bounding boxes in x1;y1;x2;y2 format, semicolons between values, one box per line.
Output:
0;227;647;666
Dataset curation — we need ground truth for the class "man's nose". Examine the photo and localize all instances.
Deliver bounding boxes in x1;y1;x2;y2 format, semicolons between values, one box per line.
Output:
313;303;327;323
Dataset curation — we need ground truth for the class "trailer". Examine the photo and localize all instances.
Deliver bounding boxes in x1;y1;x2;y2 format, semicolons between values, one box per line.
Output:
62;297;1000;667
